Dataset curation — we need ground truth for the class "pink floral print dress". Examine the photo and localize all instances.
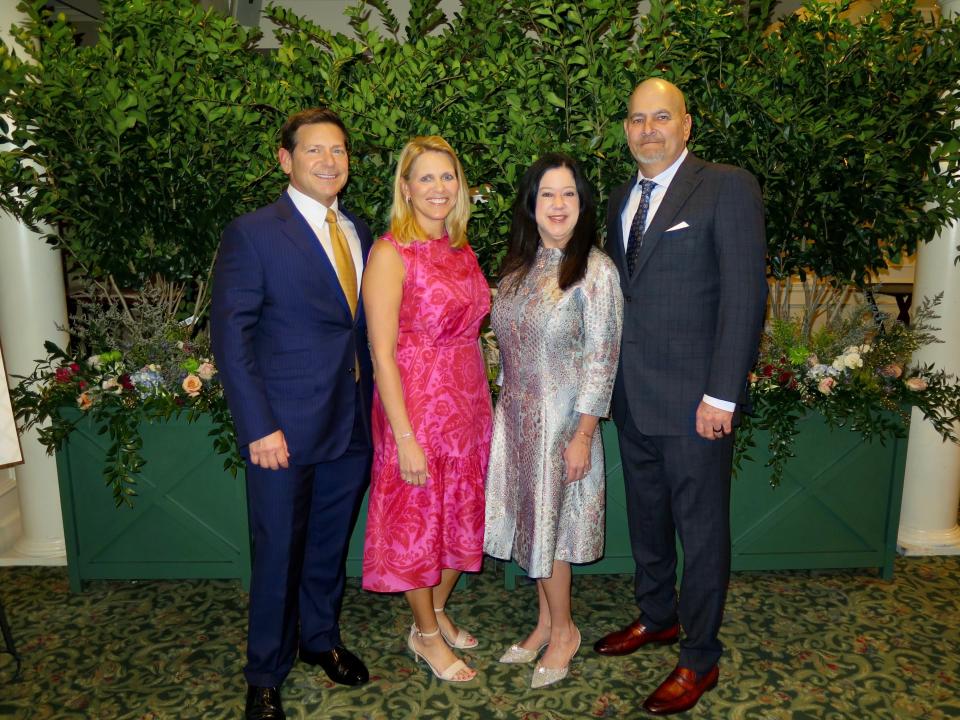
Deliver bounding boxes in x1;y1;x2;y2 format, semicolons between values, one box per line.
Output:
362;232;493;592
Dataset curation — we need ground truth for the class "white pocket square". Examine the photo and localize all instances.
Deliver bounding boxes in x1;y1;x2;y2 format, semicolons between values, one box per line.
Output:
665;221;690;232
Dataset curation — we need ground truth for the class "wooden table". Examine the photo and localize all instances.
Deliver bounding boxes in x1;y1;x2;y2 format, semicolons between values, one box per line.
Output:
873;282;913;324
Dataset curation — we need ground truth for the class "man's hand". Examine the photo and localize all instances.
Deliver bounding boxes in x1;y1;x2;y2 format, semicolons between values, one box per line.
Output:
249;429;290;470
695;401;733;441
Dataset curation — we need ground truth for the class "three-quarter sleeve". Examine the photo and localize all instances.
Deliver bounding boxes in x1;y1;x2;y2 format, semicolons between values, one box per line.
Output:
574;252;624;417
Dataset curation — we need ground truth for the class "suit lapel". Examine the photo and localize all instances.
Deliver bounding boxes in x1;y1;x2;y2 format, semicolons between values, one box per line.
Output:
632;153;704;278
339;206;373;266
275;193;353;318
606;181;632;279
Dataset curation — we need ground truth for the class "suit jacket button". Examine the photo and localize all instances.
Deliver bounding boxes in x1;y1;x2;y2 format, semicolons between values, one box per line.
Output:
624;294;632;302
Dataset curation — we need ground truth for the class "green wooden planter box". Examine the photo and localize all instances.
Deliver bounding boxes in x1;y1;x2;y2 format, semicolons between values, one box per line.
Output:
56;413;253;592
504;413;907;588
57;409;905;593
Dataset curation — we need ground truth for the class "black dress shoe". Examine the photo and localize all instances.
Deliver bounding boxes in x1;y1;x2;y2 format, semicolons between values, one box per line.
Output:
300;644;369;686
245;685;285;720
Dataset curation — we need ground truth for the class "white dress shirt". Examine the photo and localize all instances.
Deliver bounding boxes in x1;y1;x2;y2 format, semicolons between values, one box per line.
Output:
620;148;688;247
286;184;363;301
619;149;736;413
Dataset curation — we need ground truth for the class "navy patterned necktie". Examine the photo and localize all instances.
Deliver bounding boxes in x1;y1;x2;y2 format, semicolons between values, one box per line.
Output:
625;178;656;276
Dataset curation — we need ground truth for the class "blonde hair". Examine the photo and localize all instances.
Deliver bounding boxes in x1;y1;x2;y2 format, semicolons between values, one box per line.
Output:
389;136;471;248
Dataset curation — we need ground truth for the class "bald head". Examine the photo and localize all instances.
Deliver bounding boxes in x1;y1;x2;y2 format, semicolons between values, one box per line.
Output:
624;78;692;176
629;78;688;116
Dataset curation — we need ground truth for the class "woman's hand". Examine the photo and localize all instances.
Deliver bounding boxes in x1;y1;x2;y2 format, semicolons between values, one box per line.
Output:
397;436;429;486
563;433;592;484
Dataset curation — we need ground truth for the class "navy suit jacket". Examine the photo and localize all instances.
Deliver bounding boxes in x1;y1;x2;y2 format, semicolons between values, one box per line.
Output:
605;153;768;436
211;191;374;465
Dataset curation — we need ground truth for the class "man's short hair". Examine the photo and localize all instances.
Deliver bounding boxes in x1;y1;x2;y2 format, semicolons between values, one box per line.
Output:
280;108;349;152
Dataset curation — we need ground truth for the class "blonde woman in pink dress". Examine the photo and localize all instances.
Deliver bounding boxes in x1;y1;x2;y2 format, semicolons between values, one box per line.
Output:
361;136;492;683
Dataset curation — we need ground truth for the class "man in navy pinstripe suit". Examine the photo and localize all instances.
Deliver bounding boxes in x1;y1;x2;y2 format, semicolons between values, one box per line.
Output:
212;109;373;720
593;79;768;715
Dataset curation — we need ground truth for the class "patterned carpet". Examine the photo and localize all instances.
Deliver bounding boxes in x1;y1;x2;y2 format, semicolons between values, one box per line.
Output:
0;557;958;719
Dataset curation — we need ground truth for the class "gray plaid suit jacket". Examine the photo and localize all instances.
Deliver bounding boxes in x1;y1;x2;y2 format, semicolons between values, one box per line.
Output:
605;152;768;436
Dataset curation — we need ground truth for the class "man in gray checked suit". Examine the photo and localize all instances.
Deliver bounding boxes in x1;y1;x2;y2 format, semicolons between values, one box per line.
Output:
593;78;768;716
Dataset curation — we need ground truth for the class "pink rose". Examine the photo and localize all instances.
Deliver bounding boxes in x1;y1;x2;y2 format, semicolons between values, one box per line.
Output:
197;362;217;381
182;374;203;397
905;377;928;392
817;377;836;395
879;364;903;379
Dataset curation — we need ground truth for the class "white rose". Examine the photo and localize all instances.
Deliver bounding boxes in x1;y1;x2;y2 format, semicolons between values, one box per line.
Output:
844;352;863;369
832;357;846;371
101;378;122;394
197;362;217;381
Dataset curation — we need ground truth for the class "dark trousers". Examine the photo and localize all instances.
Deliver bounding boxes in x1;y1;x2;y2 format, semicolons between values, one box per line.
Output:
243;402;370;688
617;415;733;673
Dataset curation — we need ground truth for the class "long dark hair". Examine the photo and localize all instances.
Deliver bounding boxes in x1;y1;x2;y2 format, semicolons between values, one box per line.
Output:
499;153;597;294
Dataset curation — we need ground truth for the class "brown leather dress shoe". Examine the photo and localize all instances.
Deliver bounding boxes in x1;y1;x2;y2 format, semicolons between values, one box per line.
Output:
642;665;719;715
592;619;680;656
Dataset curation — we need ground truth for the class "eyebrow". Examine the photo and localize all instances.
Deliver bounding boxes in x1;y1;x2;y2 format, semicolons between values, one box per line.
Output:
629;109;672;118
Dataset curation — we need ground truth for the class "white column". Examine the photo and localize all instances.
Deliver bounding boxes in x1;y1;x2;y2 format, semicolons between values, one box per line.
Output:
0;217;69;565
0;5;68;565
898;0;960;555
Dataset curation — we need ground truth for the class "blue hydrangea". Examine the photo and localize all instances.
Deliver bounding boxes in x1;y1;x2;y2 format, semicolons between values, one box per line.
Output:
129;368;164;397
807;363;840;380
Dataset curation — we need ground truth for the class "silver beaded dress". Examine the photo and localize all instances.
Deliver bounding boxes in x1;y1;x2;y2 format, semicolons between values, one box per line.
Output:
484;245;623;578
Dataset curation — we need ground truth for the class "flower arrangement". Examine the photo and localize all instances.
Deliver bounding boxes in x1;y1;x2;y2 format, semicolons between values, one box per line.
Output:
739;293;960;486
12;290;240;507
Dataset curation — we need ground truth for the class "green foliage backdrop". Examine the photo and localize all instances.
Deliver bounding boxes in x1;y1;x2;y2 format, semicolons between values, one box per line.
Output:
2;0;959;299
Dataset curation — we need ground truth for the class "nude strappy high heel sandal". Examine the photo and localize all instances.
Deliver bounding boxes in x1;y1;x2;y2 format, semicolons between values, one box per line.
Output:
433;607;479;649
407;625;476;683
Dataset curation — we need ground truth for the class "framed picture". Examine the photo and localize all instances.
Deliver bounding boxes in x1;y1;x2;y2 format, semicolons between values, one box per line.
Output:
0;337;24;469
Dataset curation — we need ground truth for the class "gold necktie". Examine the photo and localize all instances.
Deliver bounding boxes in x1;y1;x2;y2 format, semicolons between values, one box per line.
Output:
327;208;358;317
326;208;360;382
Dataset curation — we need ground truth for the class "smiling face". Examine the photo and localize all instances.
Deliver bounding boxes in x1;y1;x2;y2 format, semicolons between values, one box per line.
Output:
534;165;580;249
278;122;349;207
624;79;692;177
401;150;459;238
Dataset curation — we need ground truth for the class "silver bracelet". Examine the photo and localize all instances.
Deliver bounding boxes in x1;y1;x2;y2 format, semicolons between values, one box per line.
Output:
396;431;413;441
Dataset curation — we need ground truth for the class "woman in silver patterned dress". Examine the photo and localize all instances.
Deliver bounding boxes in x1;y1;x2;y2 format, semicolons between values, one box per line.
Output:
485;153;623;688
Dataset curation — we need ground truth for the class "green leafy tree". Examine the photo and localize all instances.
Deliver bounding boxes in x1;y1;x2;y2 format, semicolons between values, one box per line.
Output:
0;0;282;320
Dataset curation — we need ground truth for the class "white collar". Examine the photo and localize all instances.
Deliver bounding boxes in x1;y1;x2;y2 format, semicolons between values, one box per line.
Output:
286;184;340;225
